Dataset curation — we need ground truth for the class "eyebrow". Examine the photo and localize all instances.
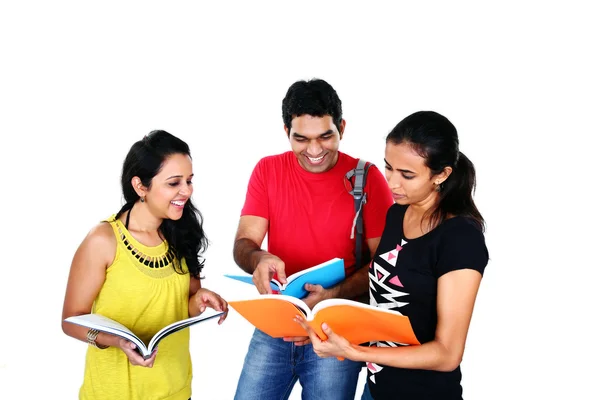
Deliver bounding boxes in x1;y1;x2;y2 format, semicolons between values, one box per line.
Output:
384;159;415;174
165;173;194;180
292;130;334;139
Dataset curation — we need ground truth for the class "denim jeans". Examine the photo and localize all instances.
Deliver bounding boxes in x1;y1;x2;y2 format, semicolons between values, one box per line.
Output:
234;328;362;400
360;381;374;400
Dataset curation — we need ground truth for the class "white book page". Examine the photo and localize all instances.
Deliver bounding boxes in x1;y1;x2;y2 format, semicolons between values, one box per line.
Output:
148;309;224;350
269;279;284;291
64;314;148;354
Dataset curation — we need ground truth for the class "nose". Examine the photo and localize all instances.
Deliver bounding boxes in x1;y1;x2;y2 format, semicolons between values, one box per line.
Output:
387;172;402;189
307;140;323;157
180;184;192;197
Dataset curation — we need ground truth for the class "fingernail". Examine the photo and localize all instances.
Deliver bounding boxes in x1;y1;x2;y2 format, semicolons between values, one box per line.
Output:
322;323;329;330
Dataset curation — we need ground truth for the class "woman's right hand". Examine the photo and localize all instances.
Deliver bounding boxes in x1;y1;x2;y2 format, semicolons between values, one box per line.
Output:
116;338;157;367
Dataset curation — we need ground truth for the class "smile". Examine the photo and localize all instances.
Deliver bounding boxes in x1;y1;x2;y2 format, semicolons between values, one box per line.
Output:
306;154;325;164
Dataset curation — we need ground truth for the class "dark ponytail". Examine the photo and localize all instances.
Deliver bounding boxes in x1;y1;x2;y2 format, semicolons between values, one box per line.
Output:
116;130;208;279
387;111;485;232
435;151;484;231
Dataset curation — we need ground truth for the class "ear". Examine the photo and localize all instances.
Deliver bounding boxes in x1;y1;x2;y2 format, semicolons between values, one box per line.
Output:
131;176;147;197
433;166;453;185
338;119;346;140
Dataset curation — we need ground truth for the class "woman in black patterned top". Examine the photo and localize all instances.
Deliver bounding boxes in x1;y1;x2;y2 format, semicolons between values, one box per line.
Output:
296;111;489;400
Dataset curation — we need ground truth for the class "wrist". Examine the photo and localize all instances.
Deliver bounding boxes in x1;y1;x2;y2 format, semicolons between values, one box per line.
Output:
250;249;267;272
88;329;110;349
347;343;364;362
329;284;342;299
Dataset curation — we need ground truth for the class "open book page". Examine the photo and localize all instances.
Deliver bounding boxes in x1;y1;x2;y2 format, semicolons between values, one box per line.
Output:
147;309;224;351
64;313;147;353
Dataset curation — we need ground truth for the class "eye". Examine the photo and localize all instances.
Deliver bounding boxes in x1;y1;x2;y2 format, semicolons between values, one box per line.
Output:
402;174;414;180
169;181;180;187
384;165;392;171
320;134;333;140
187;180;193;185
295;137;307;142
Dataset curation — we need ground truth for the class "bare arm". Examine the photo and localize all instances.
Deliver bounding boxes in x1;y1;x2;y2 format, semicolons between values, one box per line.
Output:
61;222;157;367
233;215;269;274
301;268;483;372
61;222;117;347
332;237;380;300
303;237;380;309
233;215;286;294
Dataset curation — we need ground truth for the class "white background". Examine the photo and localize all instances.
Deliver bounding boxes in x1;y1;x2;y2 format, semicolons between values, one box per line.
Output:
0;1;598;399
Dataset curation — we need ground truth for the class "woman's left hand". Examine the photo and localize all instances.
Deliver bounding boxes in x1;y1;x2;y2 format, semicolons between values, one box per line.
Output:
294;316;355;359
193;288;229;324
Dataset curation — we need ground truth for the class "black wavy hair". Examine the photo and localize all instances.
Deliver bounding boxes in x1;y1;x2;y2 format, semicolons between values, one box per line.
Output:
115;130;208;278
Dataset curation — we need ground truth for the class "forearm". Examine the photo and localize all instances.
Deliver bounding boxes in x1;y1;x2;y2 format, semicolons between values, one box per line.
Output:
349;340;461;372
233;238;268;274
189;294;201;317
332;264;369;300
62;322;119;348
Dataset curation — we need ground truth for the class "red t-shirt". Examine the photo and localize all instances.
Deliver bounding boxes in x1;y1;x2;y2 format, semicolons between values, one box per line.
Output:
241;151;393;277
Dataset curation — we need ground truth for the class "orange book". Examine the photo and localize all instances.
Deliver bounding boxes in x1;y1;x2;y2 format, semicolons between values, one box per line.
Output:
229;295;420;346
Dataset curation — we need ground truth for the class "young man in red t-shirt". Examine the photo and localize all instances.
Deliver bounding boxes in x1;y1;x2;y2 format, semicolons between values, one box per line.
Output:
232;79;393;400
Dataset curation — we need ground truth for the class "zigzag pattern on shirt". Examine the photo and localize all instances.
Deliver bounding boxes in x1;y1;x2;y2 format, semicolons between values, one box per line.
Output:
369;261;409;311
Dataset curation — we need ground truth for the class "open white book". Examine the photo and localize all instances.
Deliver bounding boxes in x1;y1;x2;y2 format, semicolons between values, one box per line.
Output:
64;309;224;359
225;258;345;298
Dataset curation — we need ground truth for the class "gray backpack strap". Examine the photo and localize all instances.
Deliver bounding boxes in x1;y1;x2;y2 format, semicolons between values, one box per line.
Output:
345;159;372;271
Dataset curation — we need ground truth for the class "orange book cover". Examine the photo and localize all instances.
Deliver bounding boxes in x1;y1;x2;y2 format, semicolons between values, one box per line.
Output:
229;295;420;346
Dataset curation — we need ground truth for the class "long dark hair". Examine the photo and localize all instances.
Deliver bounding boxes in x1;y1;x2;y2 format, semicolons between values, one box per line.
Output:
115;130;208;278
387;111;485;232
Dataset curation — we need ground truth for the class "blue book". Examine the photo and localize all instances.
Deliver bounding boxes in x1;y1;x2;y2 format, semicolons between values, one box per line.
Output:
224;258;345;299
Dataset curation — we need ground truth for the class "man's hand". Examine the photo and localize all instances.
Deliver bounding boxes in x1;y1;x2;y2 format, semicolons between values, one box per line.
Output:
252;253;286;294
302;283;340;310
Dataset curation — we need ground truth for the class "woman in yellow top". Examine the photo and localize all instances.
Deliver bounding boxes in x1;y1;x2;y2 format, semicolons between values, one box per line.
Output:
61;130;228;400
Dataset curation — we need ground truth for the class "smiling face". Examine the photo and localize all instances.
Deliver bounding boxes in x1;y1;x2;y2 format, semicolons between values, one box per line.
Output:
285;114;345;173
384;141;451;206
139;153;194;221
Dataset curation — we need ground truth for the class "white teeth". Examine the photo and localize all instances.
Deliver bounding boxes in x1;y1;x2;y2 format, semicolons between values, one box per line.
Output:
308;155;324;162
171;201;185;206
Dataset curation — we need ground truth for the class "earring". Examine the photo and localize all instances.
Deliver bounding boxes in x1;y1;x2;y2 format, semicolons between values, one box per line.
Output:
140;197;145;203
435;181;441;192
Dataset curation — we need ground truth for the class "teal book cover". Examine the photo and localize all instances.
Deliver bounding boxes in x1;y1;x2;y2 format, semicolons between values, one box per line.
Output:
225;258;345;298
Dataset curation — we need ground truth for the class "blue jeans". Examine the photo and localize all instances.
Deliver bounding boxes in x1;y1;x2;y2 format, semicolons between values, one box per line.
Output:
234;328;362;400
360;381;374;400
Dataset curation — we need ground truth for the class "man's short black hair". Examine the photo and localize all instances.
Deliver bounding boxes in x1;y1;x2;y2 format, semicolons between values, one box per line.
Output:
282;78;343;132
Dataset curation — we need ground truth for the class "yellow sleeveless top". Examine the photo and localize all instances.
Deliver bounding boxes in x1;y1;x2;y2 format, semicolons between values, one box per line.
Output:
79;215;192;400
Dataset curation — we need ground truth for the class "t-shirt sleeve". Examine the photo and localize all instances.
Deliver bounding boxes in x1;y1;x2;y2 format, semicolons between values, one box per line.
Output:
240;158;269;219
435;219;489;278
363;164;394;240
